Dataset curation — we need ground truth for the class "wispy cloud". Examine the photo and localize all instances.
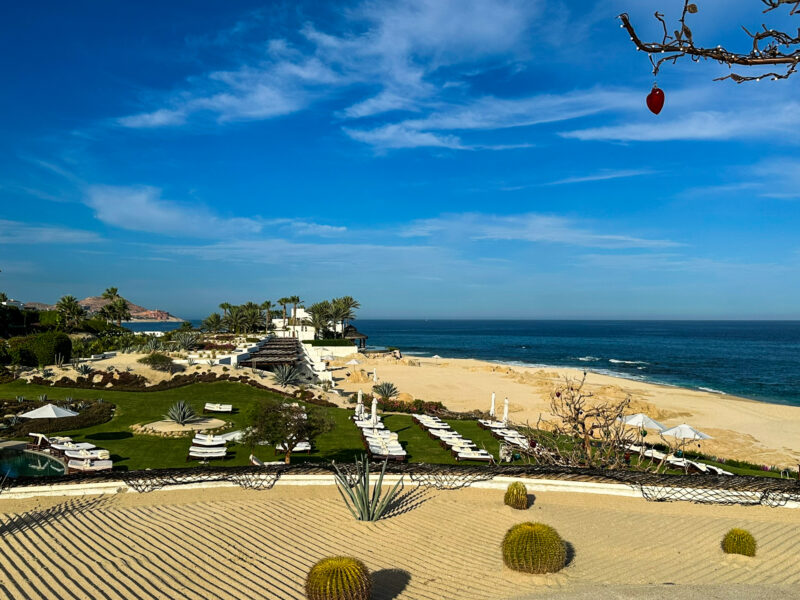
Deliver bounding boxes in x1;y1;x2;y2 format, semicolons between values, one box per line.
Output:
561;103;800;143
399;212;681;249
579;253;787;273
0;219;101;245
544;169;655;186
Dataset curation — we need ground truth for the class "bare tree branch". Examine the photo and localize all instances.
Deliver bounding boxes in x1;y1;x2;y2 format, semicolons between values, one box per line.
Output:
619;0;800;82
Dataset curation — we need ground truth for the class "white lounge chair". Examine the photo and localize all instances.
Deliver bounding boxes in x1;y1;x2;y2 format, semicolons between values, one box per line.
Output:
204;403;233;413
275;441;311;453
51;442;95;452
191;434;227;447
64;449;110;460
456;449;493;462
188;446;227;460
67;459;113;472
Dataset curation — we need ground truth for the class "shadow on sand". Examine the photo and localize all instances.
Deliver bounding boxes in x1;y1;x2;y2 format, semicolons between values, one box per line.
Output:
372;569;411;600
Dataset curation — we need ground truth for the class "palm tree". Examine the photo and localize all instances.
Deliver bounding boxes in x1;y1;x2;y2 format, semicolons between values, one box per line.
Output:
260;300;274;334
287;295;301;324
108;297;131;326
102;287;120;301
277;297;291;331
224;305;245;334
55;295;85;331
241;301;264;334
202;313;223;333
0;292;8;303
372;382;399;402
307;301;332;339
337;296;360;329
219;302;232;319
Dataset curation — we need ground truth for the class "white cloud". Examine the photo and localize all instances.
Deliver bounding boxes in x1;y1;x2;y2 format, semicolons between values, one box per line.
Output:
84;185;263;238
343;124;466;149
561;103;800;143
579;253;786;273
0;219;101;245
545;169;655;186
399;213;681;249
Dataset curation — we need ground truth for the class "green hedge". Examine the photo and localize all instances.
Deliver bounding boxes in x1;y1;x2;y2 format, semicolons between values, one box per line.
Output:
137;352;175;371
6;332;72;367
302;339;355;347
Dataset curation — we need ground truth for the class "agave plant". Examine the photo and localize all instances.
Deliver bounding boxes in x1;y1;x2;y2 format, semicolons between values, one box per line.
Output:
37;394;48;403
332;455;403;522
76;363;93;376
172;331;200;351
143;337;163;353
187;357;196;366
164;400;196;426
273;364;302;387
15;395;24;403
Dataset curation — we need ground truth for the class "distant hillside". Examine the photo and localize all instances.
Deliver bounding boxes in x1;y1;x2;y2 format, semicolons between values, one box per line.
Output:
23;296;183;322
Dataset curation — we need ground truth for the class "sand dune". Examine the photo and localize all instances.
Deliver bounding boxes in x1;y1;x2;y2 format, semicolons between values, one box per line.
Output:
0;485;798;599
335;356;800;469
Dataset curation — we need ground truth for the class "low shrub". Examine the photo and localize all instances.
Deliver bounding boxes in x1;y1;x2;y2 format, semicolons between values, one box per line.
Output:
502;522;567;574
7;332;72;367
722;528;756;557
376;397;446;415
0;341;10;365
504;482;528;510
305;556;371;600
5;399;114;436
137;352;174;371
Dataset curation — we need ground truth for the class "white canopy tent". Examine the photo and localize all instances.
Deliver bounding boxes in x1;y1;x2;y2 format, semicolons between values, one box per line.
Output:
20;404;78;419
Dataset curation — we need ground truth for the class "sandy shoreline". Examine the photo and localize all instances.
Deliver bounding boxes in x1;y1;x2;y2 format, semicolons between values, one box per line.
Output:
335;354;800;469
0;485;797;599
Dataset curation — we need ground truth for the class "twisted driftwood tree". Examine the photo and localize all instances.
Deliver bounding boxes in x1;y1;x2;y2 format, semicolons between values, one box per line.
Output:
519;374;652;471
620;0;800;82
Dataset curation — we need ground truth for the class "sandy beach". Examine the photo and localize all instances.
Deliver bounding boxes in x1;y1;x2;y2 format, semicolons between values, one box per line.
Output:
334;355;800;469
0;484;797;599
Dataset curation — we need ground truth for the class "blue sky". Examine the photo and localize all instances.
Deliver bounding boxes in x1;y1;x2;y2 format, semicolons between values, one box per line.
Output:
1;0;799;319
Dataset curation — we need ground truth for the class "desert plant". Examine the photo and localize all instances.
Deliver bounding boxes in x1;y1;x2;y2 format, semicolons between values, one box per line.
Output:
138;352;174;372
54;353;65;368
15;395;24;403
187;357;196;366
332;455;403;522
164;400;196;426
305;556;371;600
504;481;528;510
143;337;163;353
502;522;567;574
76;363;93;376
273;364;302;387
722;528;757;557
372;381;398;402
37;394;48;403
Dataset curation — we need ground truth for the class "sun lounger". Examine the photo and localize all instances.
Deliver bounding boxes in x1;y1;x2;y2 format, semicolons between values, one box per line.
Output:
217;430;244;443
354;420;385;429
188;446;227;460
27;433;72;449
51;442;96;452
67;459;113;473
705;464;734;476
275;441;311;453
478;419;508;429
203;403;234;413
64;449;110;460
455;449;493;462
191;434;227;447
249;454;285;467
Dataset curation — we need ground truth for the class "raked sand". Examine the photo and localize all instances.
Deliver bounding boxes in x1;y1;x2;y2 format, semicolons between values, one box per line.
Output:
0;485;798;599
335;356;800;469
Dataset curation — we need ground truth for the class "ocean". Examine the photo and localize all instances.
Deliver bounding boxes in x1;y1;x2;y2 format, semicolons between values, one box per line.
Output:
124;319;800;407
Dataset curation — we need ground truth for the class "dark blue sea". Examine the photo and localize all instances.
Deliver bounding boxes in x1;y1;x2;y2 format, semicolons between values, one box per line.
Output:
354;320;800;407
125;319;800;407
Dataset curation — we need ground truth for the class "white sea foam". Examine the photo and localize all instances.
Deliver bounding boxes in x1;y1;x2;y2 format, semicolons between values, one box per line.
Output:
698;386;725;394
609;359;649;365
577;356;600;362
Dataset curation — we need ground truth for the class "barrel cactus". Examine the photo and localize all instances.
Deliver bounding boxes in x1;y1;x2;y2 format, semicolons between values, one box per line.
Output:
504;481;528;510
722;528;757;557
305;556;371;600
502;522;567;574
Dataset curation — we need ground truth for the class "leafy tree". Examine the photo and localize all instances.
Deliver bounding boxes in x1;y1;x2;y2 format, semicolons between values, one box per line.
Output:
101;287;120;301
55;295;85;331
245;399;333;464
202;312;223;333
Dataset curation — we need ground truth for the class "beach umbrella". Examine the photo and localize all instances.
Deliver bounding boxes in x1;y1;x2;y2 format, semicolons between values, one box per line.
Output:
432;355;441;359
346;359;360;365
370;397;378;426
20;404;78;419
372;369;378;382
502;397;509;424
489;392;496;418
619;413;665;432
356;389;364;418
661;424;711;440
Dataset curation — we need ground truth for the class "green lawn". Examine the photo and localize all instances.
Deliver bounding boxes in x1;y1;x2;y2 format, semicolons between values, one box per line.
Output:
0;381;503;471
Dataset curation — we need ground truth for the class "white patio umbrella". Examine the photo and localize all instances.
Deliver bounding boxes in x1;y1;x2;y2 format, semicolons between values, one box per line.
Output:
356;389;364;418
619;413;665;431
20;404;78;419
370;397;378;426
489;392;496;418
372;369;378;382
432;355;441;359
661;424;712;440
502;397;509;424
346;359;360;365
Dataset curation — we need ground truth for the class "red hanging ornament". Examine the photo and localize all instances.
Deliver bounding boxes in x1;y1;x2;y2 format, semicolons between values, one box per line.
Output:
646;84;665;115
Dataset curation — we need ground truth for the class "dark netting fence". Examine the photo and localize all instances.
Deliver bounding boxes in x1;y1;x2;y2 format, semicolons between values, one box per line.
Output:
2;463;799;507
